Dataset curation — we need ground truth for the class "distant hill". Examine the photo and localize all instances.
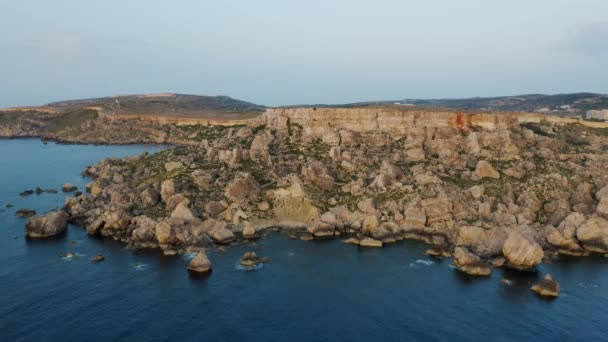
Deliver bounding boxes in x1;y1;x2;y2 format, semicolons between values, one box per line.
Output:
291;93;608;116
47;93;266;119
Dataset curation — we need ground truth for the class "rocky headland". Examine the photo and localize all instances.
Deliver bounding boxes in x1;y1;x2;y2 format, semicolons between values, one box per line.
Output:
6;96;608;293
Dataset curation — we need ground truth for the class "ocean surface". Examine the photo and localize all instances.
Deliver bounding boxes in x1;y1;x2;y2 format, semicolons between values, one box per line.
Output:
1;139;608;342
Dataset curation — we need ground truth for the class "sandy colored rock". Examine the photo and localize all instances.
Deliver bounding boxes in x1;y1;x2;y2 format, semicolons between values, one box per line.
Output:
359;237;382;247
531;274;560;297
576;216;608;253
224;173;261;202
502;231;544;270
25;210;68;238
453;247;491;276
188;252;212;273
475;160;499;179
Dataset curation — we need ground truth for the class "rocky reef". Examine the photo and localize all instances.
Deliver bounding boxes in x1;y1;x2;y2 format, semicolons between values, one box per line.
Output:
5;106;603;282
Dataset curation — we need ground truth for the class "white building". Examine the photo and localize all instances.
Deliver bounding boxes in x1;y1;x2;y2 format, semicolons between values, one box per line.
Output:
586;109;608;121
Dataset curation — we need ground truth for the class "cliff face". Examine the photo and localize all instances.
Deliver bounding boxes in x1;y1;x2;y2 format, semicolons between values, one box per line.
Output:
256;107;605;138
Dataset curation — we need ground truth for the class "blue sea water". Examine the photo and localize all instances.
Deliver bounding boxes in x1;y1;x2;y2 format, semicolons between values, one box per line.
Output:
1;139;608;342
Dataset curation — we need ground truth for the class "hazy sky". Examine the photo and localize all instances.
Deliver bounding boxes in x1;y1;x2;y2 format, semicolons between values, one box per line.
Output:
1;0;607;107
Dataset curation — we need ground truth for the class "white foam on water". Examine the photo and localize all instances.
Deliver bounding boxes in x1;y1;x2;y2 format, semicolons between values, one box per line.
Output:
132;263;149;271
288;252;295;256
579;282;599;289
182;253;197;261
60;252;85;261
448;264;456;269
234;261;264;271
501;279;513;286
415;260;434;266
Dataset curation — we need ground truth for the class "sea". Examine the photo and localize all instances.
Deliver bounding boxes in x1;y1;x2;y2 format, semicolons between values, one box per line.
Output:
1;139;607;341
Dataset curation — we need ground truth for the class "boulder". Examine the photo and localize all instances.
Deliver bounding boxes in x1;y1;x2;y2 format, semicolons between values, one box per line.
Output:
302;160;334;190
421;197;452;226
502;231;544;270
202;219;236;244
164;161;183;172
596;197;608;219
224;173;261;202
576;216;608;253
187;252;212;273
242;221;258;239
16;208;36;218
160;179;176;203
240;252;260;267
475;160;499;179
170;201;197;222
359;237;383;247
531;274;560;297
25;210;68;238
453;247;491;276
456;226;507;258
139;188;160;206
62;183;78;192
250;131;273;165
425;245;451;258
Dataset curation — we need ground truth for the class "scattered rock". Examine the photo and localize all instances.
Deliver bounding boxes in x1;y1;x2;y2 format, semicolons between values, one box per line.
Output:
453;247;491;276
240;252;260;267
90;254;105;262
62;183;77;192
475;160;499;179
531;274;560;297
359;237;382;247
187;252;212;273
20;190;34;197
15;208;36;218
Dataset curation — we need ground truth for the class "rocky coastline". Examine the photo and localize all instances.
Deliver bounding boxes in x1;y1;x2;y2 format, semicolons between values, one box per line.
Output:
9;106;608;296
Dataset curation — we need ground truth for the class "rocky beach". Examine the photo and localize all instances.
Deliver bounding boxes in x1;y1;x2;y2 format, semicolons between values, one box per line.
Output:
5;98;608;297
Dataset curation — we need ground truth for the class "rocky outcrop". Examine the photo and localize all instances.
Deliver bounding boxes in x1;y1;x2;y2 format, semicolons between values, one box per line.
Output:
453;247;491;276
188;252;212;273
240;252;260;267
502;231;544;270
576;216;608;253
25;210;68;238
531;274;560;297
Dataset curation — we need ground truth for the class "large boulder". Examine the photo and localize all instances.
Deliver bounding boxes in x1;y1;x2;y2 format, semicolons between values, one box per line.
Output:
170;201;197;222
160;179;176;203
475;160;499;179
531;274;560;297
456;226;507;258
576;216;608;253
187;252;212;273
202;219;236;244
25;210;68;238
302;160;334;190
453;247;491;276
369;161;403;189
502;231;544;270
250;131;273;165
224;173;261;202
421;197;452;226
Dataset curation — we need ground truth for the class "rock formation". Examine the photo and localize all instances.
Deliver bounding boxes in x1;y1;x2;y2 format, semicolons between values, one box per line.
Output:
25;210;68;238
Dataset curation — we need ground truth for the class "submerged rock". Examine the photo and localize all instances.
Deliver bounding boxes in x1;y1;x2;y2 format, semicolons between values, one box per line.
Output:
25;210;68;238
187;252;212;273
531;274;560;297
453;247;491;276
90;254;105;262
15;208;36;218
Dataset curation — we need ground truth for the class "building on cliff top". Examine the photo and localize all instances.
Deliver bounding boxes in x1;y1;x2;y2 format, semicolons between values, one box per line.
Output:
586;109;608;121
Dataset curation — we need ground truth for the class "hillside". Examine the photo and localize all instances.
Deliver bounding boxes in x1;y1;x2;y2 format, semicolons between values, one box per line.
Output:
48;93;266;119
294;93;608;116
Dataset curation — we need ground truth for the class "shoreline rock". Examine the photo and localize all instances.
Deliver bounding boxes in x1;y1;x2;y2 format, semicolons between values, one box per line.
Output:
25;210;68;238
531;274;560;297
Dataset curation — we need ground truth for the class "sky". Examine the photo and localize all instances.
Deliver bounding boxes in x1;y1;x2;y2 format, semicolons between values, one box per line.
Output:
0;0;607;107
